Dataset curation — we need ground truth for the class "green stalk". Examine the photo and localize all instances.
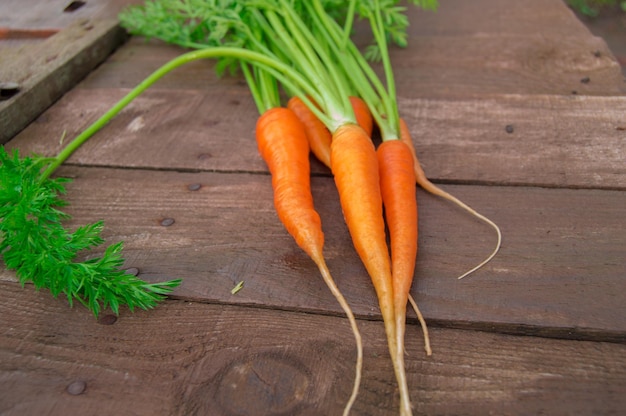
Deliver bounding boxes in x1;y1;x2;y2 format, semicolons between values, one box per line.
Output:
308;0;398;139
40;46;319;180
342;0;358;46
240;61;265;113
262;8;353;130
258;1;355;128
369;1;400;136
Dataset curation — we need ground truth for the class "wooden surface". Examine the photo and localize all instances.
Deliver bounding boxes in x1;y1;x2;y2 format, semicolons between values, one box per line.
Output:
2;0;626;415
0;0;138;143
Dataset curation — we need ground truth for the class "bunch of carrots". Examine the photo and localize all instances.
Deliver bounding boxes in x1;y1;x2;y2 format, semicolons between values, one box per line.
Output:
118;1;501;413
0;1;501;415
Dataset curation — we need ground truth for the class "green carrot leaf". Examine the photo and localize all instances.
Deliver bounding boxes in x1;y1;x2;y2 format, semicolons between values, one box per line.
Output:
0;147;181;318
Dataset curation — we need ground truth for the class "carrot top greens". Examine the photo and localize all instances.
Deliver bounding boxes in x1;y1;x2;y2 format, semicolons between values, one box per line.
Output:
0;148;181;317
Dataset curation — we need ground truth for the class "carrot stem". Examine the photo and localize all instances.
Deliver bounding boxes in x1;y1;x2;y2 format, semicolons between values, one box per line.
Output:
39;46;323;180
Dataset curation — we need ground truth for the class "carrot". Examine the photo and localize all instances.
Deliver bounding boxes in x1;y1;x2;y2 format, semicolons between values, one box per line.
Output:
288;95;374;168
287;96;333;167
256;107;363;416
377;138;426;413
330;123;405;413
256;108;322;258
349;96;373;137
398;118;502;279
377;140;419;345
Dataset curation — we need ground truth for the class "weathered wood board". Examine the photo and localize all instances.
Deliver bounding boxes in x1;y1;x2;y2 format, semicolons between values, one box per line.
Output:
0;18;127;143
1;281;625;416
401;0;626;97
8;83;626;189
1;166;624;341
2;0;626;415
0;0;142;143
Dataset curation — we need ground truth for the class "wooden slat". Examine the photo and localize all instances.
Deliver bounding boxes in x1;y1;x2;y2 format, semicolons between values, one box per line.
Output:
399;94;626;189
0;18;127;143
2;1;626;414
408;0;592;38
7;83;626;189
2;166;623;340
0;0;135;30
1;281;625;416
397;0;625;96
392;34;626;98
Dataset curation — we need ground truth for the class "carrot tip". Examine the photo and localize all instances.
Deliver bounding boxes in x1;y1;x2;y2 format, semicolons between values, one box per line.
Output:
408;294;432;356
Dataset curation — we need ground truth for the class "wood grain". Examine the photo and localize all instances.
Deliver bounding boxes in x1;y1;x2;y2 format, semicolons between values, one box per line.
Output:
0;18;127;143
0;0;140;30
401;0;625;95
1;281;625;416
2;1;626;414
392;34;626;98
1;166;623;340
7;84;626;189
398;94;626;189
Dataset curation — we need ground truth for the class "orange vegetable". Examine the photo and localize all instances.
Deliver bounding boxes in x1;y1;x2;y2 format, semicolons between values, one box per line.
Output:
349;96;373;137
377;140;418;332
256;107;362;415
399;117;502;279
287;96;374;168
329;123;402;411
377;138;421;413
287;96;332;167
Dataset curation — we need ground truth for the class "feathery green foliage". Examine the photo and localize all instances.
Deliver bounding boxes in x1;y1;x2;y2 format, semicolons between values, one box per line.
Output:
0;148;181;317
118;0;438;64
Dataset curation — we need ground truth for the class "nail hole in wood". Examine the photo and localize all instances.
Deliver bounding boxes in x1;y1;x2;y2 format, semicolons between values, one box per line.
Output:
64;1;86;13
0;82;20;100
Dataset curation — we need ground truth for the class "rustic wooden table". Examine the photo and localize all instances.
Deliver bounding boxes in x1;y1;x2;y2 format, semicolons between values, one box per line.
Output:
1;1;625;415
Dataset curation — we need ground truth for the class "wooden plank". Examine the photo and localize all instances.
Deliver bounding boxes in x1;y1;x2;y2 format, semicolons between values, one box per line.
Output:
7;84;626;189
398;94;626;189
392;34;626;98
0;0;142;30
0;18;127;143
1;166;623;340
408;0;593;38
397;0;626;97
54;0;624;98
1;281;625;416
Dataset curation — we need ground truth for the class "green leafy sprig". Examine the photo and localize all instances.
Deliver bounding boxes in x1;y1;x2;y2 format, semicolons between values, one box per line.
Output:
118;0;438;66
0;148;182;317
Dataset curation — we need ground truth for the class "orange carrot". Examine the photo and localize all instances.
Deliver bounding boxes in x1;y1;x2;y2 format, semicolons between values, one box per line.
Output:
399;117;502;279
330;123;403;411
287;96;374;168
349;96;373;137
256;107;363;415
378;140;417;318
377;139;421;413
287;96;333;167
377;140;419;344
256;108;321;258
